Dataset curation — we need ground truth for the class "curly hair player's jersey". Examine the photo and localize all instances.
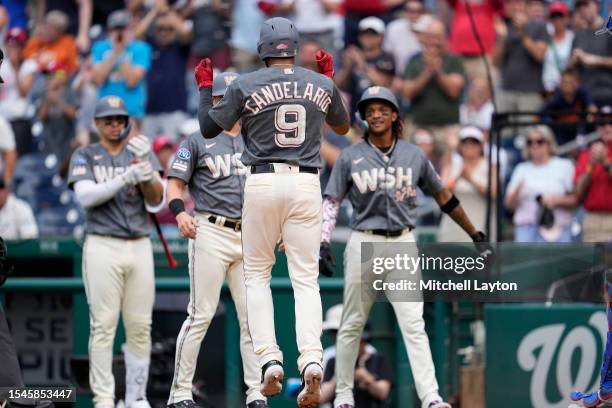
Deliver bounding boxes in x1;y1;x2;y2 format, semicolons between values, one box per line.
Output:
208;66;347;168
324;139;444;231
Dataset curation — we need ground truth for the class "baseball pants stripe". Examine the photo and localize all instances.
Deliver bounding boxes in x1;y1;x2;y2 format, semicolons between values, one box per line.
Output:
334;230;442;408
83;235;155;406
168;215;264;405
242;170;323;373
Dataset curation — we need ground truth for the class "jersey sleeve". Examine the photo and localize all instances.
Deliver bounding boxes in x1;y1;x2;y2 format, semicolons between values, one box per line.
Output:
167;137;198;183
208;81;243;131
417;153;444;195
325;85;349;127
67;148;95;189
324;150;352;200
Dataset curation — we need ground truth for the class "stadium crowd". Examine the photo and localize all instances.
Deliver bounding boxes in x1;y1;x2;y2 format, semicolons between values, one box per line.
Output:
0;0;611;243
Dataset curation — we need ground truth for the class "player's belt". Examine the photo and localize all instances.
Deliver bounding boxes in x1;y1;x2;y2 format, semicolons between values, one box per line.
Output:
250;163;318;174
358;228;412;238
207;215;241;232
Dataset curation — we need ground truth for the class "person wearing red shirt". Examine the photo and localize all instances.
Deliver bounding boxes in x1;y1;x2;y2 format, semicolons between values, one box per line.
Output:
445;0;504;81
574;107;612;242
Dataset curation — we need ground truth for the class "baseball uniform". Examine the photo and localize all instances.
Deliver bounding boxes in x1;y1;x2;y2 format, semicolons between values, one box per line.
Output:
68;144;162;407
324;139;447;408
166;130;266;406
208;65;347;373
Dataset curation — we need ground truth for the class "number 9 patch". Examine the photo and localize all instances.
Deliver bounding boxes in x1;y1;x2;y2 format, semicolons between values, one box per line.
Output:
176;148;191;160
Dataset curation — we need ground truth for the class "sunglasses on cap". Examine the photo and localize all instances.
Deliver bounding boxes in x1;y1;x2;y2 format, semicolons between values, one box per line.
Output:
527;138;546;146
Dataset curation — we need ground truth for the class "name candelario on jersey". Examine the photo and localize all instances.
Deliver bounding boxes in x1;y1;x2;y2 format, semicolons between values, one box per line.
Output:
244;81;332;114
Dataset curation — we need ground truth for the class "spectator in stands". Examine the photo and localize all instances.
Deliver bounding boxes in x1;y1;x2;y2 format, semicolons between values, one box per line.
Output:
335;17;396;119
290;0;343;55
571;0;612;108
138;7;191;140
0;116;16;187
152;135;175;176
92;10;152;132
505;125;576;242
383;0;425;76
321;323;392;407
0;179;38;240
0;28;32;157
445;0;504;81
343;0;404;47
542;67;597;146
574;107;612;242
493;0;548;127
402;17;466;170
36;0;93;53
231;0;266;72
189;0;231;71
526;0;547;23
36;61;78;162
460;76;495;132
439;126;496;242
414;127;436;164
572;0;599;31
23;10;79;75
542;1;574;94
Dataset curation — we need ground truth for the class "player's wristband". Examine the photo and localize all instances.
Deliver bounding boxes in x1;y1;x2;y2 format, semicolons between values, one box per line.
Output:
169;199;186;217
440;194;460;214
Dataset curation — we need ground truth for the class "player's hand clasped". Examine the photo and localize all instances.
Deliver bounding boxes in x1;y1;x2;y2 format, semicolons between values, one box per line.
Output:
176;212;197;239
194;58;214;90
315;49;334;79
127;134;151;160
319;242;336;277
121;161;154;186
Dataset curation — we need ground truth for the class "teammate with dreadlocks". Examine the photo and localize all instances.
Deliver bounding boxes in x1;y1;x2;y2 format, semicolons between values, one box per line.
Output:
318;86;492;408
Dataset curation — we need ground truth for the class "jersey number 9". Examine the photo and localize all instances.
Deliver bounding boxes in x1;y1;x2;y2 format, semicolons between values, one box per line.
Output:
274;104;306;148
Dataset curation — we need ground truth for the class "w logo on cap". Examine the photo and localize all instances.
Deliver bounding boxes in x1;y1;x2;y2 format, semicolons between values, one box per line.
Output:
224;75;237;86
107;96;122;108
368;86;381;95
276;43;289;50
595;14;612;36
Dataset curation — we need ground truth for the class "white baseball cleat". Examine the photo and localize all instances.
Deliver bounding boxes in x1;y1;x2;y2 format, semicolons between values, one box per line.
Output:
260;360;284;397
427;401;452;408
297;362;323;408
129;400;152;408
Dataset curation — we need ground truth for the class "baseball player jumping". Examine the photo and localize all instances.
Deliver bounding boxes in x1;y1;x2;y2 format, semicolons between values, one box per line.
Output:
165;72;267;408
68;96;165;408
189;17;349;407
319;86;492;408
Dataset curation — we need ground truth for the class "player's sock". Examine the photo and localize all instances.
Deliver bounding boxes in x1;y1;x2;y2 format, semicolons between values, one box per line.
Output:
124;348;150;407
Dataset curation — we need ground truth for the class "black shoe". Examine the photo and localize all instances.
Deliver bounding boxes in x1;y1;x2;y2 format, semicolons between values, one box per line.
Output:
167;401;204;408
246;400;268;408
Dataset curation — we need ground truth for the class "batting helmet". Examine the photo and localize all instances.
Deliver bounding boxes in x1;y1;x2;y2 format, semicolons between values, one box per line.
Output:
94;95;131;139
257;17;299;61
212;71;239;97
357;86;400;118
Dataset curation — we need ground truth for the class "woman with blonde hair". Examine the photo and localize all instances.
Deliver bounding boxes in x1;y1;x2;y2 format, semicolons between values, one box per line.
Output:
505;125;576;242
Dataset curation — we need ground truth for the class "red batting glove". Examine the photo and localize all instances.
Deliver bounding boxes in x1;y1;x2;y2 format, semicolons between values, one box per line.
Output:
257;1;280;15
315;49;334;79
194;58;213;90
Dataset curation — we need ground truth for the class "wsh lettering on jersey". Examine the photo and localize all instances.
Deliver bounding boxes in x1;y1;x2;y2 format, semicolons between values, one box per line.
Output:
204;153;247;178
93;165;127;182
245;81;332;114
352;167;417;202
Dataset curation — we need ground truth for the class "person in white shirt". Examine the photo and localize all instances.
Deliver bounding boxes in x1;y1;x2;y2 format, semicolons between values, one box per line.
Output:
0;180;38;240
383;0;425;75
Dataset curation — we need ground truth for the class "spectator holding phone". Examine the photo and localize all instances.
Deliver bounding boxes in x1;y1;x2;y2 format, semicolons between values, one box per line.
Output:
91;10;152;133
